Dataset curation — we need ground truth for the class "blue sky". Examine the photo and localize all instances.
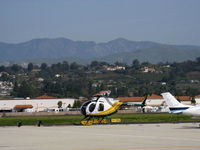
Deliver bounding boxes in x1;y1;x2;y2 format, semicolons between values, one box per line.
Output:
0;0;200;45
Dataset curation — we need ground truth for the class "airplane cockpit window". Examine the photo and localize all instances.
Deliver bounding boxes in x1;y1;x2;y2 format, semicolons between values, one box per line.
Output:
89;103;96;112
98;103;104;111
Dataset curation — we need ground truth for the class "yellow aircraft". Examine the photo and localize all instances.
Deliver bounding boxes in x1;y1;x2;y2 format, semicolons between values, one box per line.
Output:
80;93;123;125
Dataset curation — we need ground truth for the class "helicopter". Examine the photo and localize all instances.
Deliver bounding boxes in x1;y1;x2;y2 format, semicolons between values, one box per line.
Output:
80;91;123;125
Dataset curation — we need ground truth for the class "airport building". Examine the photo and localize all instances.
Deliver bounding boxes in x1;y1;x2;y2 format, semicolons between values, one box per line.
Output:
1;92;200;113
118;94;165;107
118;94;166;112
0;95;75;112
118;97;144;106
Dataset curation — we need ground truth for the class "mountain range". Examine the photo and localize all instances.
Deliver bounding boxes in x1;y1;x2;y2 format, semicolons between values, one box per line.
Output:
0;37;200;65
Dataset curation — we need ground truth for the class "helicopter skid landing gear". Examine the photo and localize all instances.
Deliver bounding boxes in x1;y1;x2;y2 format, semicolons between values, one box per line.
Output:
80;117;109;125
80;116;122;125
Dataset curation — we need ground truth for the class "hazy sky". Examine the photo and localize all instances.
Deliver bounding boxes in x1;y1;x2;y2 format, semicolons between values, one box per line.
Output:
0;0;200;45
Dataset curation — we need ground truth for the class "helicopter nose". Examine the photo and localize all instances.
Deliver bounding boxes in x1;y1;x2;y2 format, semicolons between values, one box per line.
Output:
80;101;92;116
81;106;87;116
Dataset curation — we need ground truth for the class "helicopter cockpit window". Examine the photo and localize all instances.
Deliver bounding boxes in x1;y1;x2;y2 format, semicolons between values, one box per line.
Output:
81;101;91;116
89;103;96;112
98;103;104;111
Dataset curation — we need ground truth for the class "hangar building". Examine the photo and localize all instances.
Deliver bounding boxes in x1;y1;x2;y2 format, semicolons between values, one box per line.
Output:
0;95;75;112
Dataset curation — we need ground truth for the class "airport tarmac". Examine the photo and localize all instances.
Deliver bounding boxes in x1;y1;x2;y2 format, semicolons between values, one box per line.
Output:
0;123;200;150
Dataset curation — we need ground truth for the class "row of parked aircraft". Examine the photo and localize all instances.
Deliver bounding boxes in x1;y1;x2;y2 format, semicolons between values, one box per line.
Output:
80;92;200;124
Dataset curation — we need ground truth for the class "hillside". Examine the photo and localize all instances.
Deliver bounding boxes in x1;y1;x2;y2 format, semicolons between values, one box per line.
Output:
99;45;200;64
0;38;200;64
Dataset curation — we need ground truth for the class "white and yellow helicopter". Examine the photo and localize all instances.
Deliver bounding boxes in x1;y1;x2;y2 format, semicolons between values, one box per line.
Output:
80;91;123;125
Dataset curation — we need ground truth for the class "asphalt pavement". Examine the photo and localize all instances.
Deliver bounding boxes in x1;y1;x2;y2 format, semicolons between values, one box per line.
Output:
0;123;200;150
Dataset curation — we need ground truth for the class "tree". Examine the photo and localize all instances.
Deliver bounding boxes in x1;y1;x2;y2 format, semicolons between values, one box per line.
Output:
186;88;199;105
73;100;81;108
0;73;10;81
115;61;124;66
174;88;184;96
11;64;22;73
17;80;39;98
40;63;47;70
141;61;150;67
132;59;140;70
196;57;200;64
191;97;196;105
11;82;19;97
90;61;99;68
0;66;5;72
70;62;79;70
116;87;128;97
62;61;69;71
28;63;34;72
186;88;199;97
57;101;63;108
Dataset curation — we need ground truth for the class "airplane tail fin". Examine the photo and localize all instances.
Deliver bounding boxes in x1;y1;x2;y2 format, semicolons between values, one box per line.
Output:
161;92;185;107
161;92;189;114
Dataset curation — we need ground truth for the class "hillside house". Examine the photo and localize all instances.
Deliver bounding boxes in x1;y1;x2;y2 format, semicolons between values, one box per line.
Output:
0;81;13;96
142;67;156;73
93;90;111;97
104;65;125;71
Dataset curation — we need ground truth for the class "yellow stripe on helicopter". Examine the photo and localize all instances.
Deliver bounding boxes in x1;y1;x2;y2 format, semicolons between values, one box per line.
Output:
90;101;123;116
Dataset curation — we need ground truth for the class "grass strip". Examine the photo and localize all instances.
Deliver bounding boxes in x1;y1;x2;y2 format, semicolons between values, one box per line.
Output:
0;113;200;126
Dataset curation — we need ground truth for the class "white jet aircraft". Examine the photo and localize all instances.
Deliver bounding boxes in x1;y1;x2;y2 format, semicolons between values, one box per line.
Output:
161;92;200;116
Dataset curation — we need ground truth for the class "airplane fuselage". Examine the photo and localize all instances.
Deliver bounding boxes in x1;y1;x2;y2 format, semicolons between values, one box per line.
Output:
162;92;200;117
182;106;200;116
